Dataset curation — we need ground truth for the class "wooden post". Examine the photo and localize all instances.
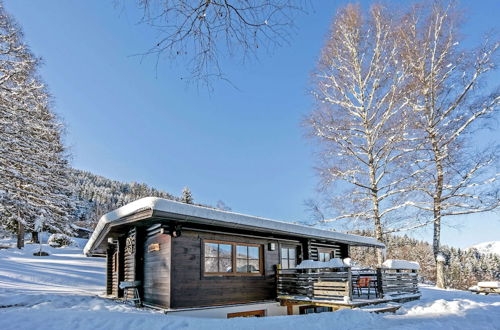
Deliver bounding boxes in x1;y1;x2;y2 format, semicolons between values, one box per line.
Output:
17;219;24;249
276;264;281;297
376;268;383;298
347;267;353;301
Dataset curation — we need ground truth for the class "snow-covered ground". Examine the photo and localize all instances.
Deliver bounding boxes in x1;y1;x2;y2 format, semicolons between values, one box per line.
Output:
1;240;499;330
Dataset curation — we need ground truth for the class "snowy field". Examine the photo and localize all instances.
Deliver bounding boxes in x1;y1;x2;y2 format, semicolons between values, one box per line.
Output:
1;241;499;330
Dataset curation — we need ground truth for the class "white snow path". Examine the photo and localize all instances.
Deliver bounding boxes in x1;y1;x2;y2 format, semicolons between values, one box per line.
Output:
1;242;499;330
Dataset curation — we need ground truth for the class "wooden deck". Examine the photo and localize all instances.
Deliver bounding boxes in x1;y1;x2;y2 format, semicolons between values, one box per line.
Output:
276;267;420;310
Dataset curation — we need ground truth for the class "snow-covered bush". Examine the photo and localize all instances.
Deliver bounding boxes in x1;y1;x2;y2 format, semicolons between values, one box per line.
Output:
48;234;75;247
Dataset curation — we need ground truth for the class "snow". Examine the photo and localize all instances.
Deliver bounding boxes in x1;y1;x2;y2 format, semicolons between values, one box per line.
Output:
2;239;500;329
470;241;500;256
382;259;420;270
478;282;500;288
295;258;348;269
84;197;384;255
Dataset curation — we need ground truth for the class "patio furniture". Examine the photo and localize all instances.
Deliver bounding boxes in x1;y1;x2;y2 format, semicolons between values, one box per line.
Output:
354;276;378;299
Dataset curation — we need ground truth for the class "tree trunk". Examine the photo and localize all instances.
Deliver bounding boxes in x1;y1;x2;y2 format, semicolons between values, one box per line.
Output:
369;156;384;266
31;231;39;244
436;258;445;289
431;134;445;288
17;220;25;249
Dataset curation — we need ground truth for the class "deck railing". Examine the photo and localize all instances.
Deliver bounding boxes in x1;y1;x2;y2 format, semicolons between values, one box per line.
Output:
376;268;419;297
276;266;352;301
277;266;420;302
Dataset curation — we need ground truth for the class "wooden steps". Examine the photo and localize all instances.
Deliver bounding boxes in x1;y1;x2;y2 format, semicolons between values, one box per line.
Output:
358;303;401;314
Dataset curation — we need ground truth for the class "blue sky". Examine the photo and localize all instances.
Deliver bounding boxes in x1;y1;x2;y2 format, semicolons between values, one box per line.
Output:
5;0;499;248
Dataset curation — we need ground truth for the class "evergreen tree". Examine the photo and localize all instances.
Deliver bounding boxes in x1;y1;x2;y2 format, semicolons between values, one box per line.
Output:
0;3;73;246
69;169;179;228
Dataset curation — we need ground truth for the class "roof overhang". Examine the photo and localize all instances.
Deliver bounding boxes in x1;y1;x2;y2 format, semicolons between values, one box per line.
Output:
84;197;385;256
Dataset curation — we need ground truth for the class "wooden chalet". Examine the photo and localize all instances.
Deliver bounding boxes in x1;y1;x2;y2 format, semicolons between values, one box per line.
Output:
84;197;420;318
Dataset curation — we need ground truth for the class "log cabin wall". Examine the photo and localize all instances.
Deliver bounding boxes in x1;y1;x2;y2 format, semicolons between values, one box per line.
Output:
170;230;281;309
106;245;116;296
111;249;119;297
124;228;137;299
142;231;172;308
117;236;126;298
309;241;349;260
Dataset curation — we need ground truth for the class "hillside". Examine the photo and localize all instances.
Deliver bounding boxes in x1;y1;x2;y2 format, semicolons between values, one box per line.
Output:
470;241;500;256
70;169;179;229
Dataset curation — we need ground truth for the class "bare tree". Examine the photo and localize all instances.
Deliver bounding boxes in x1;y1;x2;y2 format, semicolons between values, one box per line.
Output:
306;4;422;265
134;0;306;87
399;1;499;287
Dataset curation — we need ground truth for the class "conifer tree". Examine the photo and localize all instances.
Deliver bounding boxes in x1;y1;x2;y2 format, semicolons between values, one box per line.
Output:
0;3;74;246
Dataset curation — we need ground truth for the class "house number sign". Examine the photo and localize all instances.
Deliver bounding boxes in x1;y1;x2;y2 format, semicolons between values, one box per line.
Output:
148;243;160;252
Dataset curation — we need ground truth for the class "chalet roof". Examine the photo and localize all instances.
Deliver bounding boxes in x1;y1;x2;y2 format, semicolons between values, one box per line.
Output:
83;197;384;255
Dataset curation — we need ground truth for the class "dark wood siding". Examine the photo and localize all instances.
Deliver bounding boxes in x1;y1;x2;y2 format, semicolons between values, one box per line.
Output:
143;232;171;308
170;230;280;308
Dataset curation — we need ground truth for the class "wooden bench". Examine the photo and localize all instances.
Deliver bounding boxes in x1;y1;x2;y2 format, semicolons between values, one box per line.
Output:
469;282;500;295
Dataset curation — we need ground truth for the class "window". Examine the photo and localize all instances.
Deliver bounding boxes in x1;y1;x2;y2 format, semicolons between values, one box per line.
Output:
204;240;262;276
281;247;297;269
204;242;233;273
299;306;332;314
318;252;331;262
236;245;260;273
227;310;265;318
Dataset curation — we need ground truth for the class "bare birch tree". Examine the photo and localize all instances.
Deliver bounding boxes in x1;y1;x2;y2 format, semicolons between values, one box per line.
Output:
306;4;421;265
134;0;306;86
398;2;500;287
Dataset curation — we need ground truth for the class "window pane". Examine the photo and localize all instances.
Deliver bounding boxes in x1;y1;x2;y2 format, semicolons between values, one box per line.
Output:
205;257;218;272
219;258;232;272
248;259;260;273
219;244;232;258
324;253;331;262
288;248;296;259
289;260;296;269
205;243;218;257
281;258;289;269
236;258;249;272
281;248;288;259
248;246;259;259
236;245;248;258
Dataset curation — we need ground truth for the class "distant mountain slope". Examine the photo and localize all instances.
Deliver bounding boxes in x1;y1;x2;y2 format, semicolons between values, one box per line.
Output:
70;169;179;229
470;241;500;256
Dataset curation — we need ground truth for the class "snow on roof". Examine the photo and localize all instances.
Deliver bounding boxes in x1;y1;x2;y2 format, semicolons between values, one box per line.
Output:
382;259;420;270
84;197;384;255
